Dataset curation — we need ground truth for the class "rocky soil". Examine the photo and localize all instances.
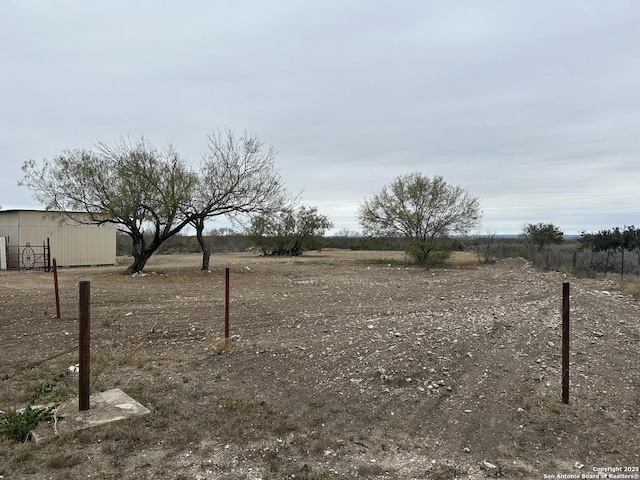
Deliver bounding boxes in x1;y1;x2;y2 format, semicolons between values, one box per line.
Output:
0;250;638;479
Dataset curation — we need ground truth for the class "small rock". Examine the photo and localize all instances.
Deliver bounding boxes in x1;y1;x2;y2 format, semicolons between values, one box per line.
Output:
463;447;471;453
483;461;497;469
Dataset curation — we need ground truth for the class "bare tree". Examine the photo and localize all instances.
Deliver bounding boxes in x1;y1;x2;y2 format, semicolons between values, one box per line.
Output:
473;228;497;263
186;129;289;270
358;173;481;268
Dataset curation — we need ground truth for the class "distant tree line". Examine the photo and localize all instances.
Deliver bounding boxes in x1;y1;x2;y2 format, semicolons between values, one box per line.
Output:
471;223;640;280
578;226;640;280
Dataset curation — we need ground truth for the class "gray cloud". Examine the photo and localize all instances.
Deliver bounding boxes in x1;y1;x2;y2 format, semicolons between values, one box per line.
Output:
2;1;639;235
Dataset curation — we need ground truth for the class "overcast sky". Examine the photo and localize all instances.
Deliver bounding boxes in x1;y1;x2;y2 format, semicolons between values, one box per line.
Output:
2;1;639;235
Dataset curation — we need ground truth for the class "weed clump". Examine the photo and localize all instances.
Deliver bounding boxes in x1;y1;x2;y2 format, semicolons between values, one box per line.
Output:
0;405;55;442
0;370;71;442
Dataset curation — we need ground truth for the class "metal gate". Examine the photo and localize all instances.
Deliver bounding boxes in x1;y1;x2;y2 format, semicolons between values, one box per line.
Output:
6;239;51;271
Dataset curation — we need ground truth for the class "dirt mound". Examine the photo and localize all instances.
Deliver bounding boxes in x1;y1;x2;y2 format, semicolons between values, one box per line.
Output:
494;256;531;269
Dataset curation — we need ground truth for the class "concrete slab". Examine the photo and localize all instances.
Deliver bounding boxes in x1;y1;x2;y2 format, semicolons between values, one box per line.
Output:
29;388;151;443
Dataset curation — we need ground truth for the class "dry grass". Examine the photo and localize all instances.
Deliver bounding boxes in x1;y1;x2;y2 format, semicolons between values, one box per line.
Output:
522;391;565;414
616;278;640;300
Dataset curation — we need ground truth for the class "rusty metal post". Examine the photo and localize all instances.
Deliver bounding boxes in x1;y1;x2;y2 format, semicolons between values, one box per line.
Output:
225;265;230;345
562;280;570;404
53;258;61;319
79;281;91;411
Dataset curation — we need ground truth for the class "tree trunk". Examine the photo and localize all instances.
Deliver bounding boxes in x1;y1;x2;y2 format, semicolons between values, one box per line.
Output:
291;233;305;256
129;250;155;274
193;218;211;270
128;231;162;274
201;250;211;271
128;233;147;273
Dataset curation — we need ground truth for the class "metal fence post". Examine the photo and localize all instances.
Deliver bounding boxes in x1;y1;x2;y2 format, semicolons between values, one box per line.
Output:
53;258;60;319
79;281;91;411
562;279;570;404
225;265;230;345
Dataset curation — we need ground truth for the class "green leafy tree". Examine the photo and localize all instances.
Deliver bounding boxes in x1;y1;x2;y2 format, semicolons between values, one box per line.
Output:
21;137;197;273
619;225;639;280
579;227;638;278
591;226;640;279
249;206;332;256
578;231;597;268
522;223;564;251
358;173;481;268
522;222;564;270
592;229;616;276
630;226;640;278
186;129;288;270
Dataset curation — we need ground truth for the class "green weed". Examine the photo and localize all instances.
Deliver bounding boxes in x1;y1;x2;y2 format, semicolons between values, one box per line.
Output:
0;370;71;442
0;405;55;442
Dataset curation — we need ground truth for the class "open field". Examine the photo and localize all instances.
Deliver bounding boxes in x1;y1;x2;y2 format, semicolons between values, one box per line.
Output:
1;250;639;479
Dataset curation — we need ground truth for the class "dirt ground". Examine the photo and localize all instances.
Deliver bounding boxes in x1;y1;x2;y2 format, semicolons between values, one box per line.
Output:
1;250;639;479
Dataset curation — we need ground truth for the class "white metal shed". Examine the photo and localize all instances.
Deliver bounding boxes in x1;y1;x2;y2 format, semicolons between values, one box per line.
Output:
0;210;116;269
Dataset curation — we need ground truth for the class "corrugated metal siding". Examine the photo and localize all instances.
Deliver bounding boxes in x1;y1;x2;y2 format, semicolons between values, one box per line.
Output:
0;210;116;267
54;218;116;266
0;211;20;245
